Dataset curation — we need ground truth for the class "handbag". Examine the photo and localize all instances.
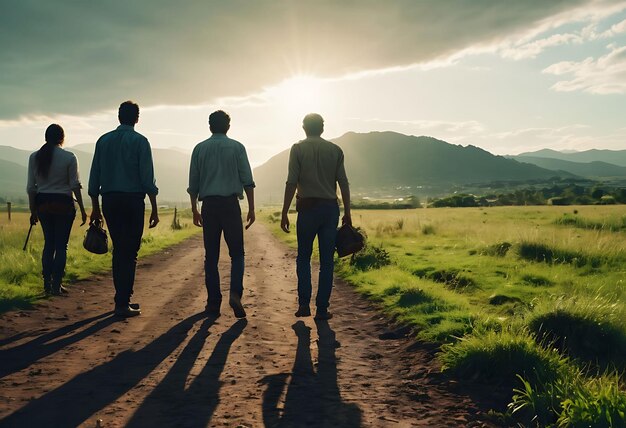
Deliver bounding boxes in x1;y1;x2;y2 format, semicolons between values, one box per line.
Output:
335;224;365;257
83;219;109;254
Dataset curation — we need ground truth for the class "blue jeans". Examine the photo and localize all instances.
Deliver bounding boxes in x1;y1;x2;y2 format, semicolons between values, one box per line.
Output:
201;196;245;305
296;202;339;310
37;194;76;290
102;192;145;308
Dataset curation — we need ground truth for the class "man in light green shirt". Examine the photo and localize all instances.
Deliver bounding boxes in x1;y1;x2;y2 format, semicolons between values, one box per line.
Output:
188;110;255;319
281;113;351;320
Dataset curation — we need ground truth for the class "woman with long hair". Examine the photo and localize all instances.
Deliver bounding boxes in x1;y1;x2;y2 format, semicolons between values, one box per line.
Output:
26;124;87;295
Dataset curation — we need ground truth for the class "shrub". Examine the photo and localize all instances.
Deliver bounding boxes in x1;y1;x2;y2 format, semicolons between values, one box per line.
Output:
421;224;436;235
349;244;391;270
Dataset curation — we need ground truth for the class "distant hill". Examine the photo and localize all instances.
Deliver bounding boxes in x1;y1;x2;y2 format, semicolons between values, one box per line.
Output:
253;131;574;202
0;144;192;203
511;155;626;178
517;148;626;167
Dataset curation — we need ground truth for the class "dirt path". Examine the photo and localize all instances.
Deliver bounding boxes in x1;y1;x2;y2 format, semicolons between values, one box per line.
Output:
0;224;495;427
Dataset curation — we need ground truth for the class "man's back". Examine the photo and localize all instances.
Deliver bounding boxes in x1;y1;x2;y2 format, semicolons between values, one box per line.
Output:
287;136;348;199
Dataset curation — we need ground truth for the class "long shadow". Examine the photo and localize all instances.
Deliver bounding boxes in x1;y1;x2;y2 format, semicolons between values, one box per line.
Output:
126;318;247;427
262;320;362;427
0;311;115;379
0;312;206;427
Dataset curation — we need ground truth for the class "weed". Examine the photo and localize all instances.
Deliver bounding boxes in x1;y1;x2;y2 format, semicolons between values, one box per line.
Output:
480;242;512;257
521;274;553;287
349;245;391;270
421;224;436;235
518;242;603;268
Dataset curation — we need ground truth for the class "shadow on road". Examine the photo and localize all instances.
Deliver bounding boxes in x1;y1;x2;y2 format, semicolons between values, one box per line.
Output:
125;318;248;427
0;311;116;379
261;320;362;427
0;312;206;427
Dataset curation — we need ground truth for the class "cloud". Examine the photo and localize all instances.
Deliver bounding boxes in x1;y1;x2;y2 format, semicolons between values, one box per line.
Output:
0;0;595;119
501;33;582;60
543;44;626;94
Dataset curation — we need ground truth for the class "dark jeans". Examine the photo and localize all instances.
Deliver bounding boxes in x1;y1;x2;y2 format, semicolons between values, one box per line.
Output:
37;194;76;290
201;196;245;305
296;202;339;310
102;192;145;308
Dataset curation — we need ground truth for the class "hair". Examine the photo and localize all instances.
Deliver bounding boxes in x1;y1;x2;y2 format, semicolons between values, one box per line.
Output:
208;110;231;134
36;124;65;178
303;113;324;136
118;100;140;125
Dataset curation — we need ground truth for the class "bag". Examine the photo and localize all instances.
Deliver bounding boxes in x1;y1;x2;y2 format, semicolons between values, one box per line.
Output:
83;219;109;254
335;224;365;257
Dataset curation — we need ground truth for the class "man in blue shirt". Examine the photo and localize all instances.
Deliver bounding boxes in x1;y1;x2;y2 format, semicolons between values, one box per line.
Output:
89;101;159;317
188;110;255;318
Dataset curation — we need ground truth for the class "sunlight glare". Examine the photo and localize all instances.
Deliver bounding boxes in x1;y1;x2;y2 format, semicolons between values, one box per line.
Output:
268;75;326;117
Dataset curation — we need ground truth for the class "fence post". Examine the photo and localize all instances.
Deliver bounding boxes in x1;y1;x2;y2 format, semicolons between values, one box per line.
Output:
7;202;11;221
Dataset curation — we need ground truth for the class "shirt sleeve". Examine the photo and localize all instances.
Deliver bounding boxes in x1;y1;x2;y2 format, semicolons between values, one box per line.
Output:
26;153;37;194
68;154;82;190
286;144;299;185
237;145;255;188
187;146;200;198
88;141;101;197
336;148;349;188
139;138;159;195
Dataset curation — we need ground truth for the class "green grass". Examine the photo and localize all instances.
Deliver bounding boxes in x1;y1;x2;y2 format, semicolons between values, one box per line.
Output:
0;209;201;312
262;204;626;425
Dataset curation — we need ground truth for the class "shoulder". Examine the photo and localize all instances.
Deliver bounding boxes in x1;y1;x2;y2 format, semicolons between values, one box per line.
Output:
327;140;344;155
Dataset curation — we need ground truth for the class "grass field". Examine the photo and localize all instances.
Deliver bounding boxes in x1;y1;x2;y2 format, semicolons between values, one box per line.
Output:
264;205;626;426
0;208;201;312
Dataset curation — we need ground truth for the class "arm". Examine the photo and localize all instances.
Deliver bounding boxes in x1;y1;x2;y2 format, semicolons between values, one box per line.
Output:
88;142;101;222
244;186;255;230
139;138;159;228
147;193;159;228
26;154;38;225
336;150;351;226
187;147;202;227
69;154;87;225
281;183;297;233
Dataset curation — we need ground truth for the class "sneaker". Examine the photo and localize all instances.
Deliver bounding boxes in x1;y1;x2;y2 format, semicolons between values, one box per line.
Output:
229;294;247;319
295;305;311;317
129;303;140;310
114;305;141;317
314;310;333;320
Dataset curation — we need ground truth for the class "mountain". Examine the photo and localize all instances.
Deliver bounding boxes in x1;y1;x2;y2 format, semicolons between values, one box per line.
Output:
517;148;626;167
0;144;192;204
253;131;574;202
512;155;626;178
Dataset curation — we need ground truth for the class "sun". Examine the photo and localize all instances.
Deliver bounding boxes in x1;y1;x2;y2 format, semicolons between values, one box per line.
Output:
268;75;325;116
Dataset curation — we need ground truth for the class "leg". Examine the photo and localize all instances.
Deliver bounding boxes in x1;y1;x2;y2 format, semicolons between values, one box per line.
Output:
124;197;145;301
202;200;223;307
296;209;319;308
51;211;76;290
315;204;340;312
221;198;244;298
37;212;55;292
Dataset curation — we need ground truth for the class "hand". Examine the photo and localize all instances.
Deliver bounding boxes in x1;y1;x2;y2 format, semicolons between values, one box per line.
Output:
281;212;290;233
245;210;255;230
29;212;38;226
193;210;203;227
90;210;102;223
149;210;159;228
80;210;87;226
342;212;352;227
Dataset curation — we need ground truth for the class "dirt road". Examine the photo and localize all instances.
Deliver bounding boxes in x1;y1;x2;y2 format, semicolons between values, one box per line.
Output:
0;224;494;427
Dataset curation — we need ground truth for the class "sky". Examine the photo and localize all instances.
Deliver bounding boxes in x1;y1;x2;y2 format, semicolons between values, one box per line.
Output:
1;0;625;166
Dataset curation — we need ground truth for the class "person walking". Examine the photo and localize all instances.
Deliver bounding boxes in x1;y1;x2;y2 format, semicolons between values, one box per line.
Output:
280;113;351;320
27;124;88;295
88;101;159;317
188;110;255;319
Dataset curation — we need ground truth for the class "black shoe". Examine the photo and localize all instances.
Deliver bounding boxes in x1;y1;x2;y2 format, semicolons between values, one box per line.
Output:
114;305;141;317
129;303;140;310
295;305;311;317
229;295;246;319
314;310;333;320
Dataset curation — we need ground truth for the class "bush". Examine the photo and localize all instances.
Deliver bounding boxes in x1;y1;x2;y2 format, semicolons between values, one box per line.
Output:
349;244;391;270
518;242;602;268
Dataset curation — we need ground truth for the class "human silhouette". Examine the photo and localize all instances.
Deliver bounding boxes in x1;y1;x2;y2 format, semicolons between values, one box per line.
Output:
188;110;255;318
26;124;88;295
280;114;351;320
88;101;159;317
